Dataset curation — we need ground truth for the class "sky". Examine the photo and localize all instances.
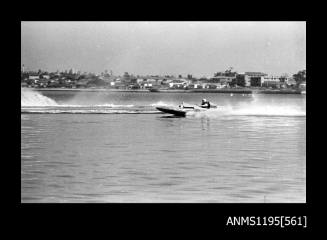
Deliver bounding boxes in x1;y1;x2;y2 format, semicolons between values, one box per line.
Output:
21;21;306;77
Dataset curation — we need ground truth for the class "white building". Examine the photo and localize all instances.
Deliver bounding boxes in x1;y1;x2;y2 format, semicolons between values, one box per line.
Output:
299;82;306;90
262;76;282;87
136;78;145;84
29;76;39;80
169;79;187;88
245;72;267;87
263;76;281;82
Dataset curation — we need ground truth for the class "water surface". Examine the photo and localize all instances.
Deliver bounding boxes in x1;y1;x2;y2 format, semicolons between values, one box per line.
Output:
21;90;306;202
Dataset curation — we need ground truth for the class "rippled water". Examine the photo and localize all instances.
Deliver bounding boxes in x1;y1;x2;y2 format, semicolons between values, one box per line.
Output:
21;90;306;202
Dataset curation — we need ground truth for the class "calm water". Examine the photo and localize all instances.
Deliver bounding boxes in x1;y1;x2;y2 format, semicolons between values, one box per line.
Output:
21;89;306;202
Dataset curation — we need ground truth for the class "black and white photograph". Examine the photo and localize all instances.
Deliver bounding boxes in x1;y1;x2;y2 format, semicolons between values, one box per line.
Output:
21;21;306;203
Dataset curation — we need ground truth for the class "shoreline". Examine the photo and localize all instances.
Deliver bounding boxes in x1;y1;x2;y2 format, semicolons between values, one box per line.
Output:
25;87;303;94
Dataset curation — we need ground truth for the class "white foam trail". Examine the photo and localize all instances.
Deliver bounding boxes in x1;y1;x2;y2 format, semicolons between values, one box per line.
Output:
230;94;306;116
227;105;306;117
21;109;159;114
51;104;135;108
189;105;306;118
150;101;175;107
93;103;134;107
21;88;58;106
21;89;135;108
187;99;306;118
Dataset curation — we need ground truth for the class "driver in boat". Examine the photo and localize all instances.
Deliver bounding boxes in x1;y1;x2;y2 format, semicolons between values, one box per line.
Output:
201;99;211;108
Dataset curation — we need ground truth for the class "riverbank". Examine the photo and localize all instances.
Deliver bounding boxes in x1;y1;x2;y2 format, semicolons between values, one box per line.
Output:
25;87;303;94
30;88;149;92
150;88;303;94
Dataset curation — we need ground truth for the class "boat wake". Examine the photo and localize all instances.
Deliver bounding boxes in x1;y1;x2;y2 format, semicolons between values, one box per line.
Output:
188;105;306;118
21;88;58;106
21;89;305;117
21;88;160;114
21;106;160;114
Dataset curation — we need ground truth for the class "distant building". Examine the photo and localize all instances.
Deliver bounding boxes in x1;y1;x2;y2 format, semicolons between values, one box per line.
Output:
140;82;153;89
161;79;173;85
279;75;289;83
76;80;88;88
210;76;234;84
210;70;236;87
169;79;187;88
120;72;133;84
286;77;296;86
37;79;50;88
100;75;116;83
262;76;282;88
146;78;157;84
235;73;248;87
187;84;198;89
29;75;39;80
243;72;268;87
136;78;145;84
299;82;306;90
113;82;127;89
202;82;226;89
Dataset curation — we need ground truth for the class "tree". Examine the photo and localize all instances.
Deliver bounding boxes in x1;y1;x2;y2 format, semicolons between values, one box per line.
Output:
235;74;246;87
87;78;106;86
21;72;29;82
214;67;237;77
293;70;306;85
214;71;223;77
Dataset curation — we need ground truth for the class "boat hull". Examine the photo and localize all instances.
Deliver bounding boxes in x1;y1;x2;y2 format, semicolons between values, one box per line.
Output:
156;107;187;116
156;103;218;116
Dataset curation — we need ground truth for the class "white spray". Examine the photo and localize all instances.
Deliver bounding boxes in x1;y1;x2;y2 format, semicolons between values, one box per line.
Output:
21;88;58;107
189;94;306;118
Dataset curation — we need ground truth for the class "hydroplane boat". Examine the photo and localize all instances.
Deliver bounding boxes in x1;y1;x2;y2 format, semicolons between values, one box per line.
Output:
156;102;217;117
